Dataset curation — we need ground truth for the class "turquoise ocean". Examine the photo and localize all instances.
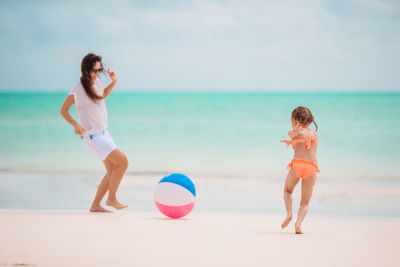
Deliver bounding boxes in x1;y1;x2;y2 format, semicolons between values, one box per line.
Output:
1;92;399;217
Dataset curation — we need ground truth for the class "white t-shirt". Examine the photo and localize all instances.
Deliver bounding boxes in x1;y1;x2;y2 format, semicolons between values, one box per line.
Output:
69;78;108;135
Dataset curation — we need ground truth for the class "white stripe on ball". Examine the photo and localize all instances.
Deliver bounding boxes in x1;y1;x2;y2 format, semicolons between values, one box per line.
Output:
154;182;195;206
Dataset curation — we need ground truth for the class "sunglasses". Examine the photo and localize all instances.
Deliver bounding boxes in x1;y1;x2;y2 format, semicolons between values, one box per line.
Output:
91;68;104;73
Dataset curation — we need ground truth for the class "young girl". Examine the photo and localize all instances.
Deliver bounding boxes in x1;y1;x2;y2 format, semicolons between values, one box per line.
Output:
60;53;128;213
280;106;319;234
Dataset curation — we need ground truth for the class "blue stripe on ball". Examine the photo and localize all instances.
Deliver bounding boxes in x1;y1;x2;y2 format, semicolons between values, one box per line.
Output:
159;173;196;197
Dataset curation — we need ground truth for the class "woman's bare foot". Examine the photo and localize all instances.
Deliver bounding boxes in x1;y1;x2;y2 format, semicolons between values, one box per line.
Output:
106;199;128;210
281;214;293;229
90;204;112;213
295;223;303;234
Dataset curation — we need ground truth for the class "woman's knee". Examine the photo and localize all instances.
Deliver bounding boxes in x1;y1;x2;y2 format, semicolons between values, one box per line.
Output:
107;149;128;169
121;153;128;168
113;155;128;171
102;175;110;183
116;153;128;170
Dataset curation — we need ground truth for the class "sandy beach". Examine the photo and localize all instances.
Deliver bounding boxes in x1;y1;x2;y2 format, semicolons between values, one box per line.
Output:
0;210;399;267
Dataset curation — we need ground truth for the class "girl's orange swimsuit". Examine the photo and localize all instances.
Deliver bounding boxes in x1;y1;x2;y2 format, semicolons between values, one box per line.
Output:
287;138;320;179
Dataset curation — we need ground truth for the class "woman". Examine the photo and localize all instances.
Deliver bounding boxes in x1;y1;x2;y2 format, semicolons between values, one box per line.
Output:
60;53;128;212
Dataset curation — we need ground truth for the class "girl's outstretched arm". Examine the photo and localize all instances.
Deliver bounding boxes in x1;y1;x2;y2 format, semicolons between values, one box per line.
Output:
280;136;292;147
60;95;86;136
283;124;304;147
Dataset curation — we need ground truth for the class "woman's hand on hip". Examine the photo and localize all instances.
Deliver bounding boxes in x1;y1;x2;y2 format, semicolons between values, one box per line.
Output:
74;124;86;136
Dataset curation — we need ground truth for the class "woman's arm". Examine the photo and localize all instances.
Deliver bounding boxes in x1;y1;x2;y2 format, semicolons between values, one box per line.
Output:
60;95;86;135
102;69;118;98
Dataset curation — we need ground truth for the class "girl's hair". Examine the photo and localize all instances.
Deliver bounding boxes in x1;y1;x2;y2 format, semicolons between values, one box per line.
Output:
291;106;318;131
80;53;104;102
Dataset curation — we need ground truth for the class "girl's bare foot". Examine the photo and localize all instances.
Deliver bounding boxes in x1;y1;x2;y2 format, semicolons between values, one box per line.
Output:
295;223;303;234
90;204;112;213
281;214;292;229
106;199;128;210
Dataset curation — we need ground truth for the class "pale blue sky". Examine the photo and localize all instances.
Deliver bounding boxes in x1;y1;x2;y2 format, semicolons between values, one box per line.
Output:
0;0;399;91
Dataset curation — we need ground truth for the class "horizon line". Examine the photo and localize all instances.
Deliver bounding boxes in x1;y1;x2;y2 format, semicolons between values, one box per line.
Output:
1;89;400;94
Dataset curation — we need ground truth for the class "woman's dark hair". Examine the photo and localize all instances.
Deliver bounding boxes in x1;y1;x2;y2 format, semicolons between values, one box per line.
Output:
291;106;318;131
80;53;104;102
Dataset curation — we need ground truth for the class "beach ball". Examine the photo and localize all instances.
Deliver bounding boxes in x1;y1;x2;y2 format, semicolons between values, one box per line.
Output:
154;173;196;219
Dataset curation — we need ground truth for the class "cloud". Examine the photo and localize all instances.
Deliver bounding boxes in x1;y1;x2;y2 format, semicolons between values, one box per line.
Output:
0;0;399;91
355;0;396;11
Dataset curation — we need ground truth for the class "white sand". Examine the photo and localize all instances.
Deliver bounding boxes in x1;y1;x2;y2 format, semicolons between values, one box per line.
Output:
0;210;399;267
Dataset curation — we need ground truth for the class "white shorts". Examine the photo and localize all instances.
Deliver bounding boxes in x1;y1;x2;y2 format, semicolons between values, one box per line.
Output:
81;130;117;161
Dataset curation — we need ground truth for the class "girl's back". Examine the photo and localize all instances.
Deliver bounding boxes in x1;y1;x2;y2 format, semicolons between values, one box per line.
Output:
291;128;318;163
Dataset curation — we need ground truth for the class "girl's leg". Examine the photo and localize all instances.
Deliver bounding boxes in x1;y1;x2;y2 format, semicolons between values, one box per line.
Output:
281;168;300;229
104;148;129;209
295;173;317;234
90;160;113;212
